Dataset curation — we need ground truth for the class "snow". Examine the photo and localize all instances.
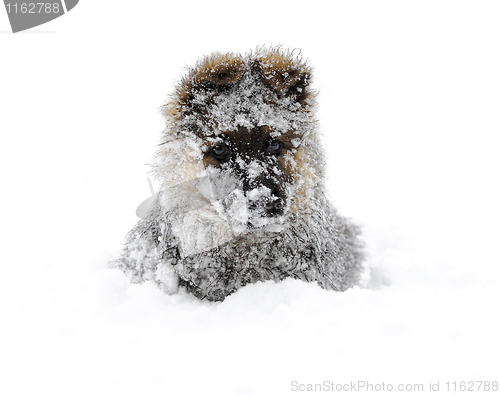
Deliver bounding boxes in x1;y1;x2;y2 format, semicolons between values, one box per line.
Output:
1;1;499;394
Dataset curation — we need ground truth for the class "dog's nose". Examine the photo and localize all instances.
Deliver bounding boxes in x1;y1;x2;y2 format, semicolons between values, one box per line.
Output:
248;197;284;216
263;197;285;216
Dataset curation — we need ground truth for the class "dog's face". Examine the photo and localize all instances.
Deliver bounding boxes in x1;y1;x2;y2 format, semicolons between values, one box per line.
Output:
202;125;299;226
155;49;322;242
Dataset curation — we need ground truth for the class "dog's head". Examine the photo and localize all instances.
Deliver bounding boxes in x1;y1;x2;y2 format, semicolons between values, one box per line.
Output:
155;48;323;237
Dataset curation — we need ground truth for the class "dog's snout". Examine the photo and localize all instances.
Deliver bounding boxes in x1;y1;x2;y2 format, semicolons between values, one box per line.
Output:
238;158;289;219
264;197;284;216
248;188;285;217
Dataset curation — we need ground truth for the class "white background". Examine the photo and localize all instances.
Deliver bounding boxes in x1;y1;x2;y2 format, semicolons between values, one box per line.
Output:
1;1;499;394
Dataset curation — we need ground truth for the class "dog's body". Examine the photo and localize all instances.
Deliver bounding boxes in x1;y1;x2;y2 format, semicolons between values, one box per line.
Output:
115;48;364;301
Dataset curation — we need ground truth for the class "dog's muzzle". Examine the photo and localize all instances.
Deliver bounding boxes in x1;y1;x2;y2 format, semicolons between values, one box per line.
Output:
245;183;287;219
248;194;285;217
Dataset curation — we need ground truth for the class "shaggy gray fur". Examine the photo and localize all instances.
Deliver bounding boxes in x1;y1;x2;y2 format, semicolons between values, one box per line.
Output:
114;49;365;301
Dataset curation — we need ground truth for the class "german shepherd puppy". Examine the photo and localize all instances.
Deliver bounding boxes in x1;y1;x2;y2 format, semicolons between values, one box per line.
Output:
115;48;364;301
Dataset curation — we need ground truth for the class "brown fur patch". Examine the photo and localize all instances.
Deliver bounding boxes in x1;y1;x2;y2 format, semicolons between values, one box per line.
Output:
164;49;315;121
252;52;312;105
288;146;318;213
171;53;244;118
192;54;244;87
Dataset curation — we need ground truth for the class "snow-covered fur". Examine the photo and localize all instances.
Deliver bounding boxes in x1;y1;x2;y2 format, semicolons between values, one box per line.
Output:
115;48;365;301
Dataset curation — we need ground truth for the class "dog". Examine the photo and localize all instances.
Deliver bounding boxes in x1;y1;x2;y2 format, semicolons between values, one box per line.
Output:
115;48;365;301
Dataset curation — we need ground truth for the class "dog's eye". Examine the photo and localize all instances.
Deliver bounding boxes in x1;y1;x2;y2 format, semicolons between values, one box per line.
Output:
266;140;283;155
210;143;230;160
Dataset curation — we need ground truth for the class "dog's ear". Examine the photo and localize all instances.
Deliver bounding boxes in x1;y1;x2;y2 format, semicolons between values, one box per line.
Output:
192;54;245;87
253;53;312;105
170;54;244;118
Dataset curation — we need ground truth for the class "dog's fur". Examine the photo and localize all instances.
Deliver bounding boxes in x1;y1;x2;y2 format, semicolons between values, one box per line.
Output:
115;48;364;301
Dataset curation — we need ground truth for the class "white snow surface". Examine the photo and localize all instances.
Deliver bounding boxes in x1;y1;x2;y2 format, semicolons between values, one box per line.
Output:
1;1;499;394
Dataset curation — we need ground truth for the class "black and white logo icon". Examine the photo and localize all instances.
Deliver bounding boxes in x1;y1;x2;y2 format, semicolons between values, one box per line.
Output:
3;0;79;33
